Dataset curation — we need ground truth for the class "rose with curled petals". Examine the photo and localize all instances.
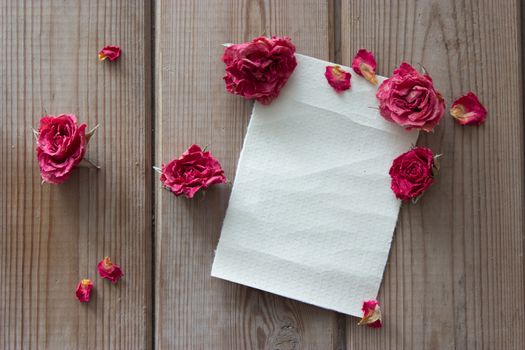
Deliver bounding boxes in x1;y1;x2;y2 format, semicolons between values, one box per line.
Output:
222;36;297;104
98;45;121;61
325;65;351;92
75;279;93;303
97;256;124;283
389;147;438;201
450;92;487;126
36;114;89;184
358;300;382;328
351;49;377;85
159;144;227;198
376;62;445;132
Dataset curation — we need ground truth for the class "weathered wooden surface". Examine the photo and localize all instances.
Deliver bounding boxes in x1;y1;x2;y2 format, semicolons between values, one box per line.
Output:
342;0;524;349
1;0;524;349
0;1;152;349
154;1;341;349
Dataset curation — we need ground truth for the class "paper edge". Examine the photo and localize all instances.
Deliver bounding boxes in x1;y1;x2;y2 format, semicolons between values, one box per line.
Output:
211;266;362;317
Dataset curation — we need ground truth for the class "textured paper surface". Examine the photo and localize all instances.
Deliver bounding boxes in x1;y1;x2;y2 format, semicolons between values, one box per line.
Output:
212;54;419;317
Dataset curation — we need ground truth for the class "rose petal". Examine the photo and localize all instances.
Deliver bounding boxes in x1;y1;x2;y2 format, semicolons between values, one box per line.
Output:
98;45;121;62
75;279;93;303
324;65;351;92
351;49;377;85
358;300;382;328
97;256;124;283
450;92;487;126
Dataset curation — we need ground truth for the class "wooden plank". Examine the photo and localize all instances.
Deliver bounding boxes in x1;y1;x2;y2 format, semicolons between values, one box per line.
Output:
341;0;524;349
0;1;152;349
154;0;341;348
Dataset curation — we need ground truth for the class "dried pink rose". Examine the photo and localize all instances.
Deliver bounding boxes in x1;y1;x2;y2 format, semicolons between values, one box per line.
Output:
97;256;124;283
36;114;88;184
357;300;382;328
351;49;377;85
160;144;227;198
450;92;487;126
376;62;445;132
324;65;351;92
98;45;121;61
75;279;93;303
222;36;297;104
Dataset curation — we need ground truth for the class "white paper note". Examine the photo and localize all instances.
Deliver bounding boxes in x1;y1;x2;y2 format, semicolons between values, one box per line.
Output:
212;54;419;317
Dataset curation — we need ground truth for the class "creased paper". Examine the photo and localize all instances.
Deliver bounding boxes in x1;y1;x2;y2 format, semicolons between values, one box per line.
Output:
212;54;419;317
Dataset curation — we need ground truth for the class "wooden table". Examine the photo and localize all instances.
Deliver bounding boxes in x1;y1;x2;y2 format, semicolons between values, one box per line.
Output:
1;1;523;349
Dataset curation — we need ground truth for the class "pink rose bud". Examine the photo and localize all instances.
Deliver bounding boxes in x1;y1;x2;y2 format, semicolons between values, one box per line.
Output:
376;62;445;132
358;300;382;328
222;36;297;105
97;256;124;283
75;279;93;303
324;65;351;92
450;92;487;126
36;114;92;184
351;49;378;85
98;45;121;61
159;144;227;199
389;147;437;201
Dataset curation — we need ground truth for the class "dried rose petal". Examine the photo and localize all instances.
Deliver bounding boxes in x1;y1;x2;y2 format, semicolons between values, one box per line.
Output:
97;256;124;283
351;49;378;85
324;65;351;92
357;300;382;328
98;45;121;62
450;92;487;126
75;279;93;303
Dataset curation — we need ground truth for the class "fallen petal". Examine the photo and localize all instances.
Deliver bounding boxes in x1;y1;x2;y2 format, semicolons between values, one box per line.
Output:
98;45;121;62
75;279;93;303
358;299;382;328
351;49;377;85
450;92;487;126
97;256;124;283
325;65;351;92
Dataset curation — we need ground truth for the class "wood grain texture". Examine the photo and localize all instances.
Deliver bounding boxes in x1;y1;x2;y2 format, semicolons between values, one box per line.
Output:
341;1;524;349
0;1;152;349
2;0;524;349
154;0;341;349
